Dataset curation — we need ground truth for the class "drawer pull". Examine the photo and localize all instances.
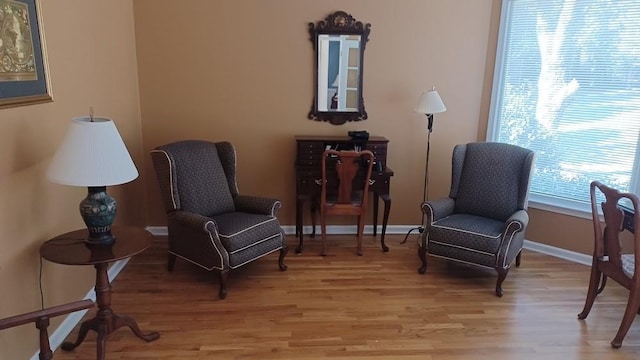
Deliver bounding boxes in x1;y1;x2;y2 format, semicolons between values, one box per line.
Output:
369;179;375;186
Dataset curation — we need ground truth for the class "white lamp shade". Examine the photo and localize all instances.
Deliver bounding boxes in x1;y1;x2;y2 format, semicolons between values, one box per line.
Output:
47;117;139;187
414;89;447;114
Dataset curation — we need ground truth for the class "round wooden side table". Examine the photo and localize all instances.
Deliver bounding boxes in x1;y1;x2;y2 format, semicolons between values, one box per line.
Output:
40;226;159;360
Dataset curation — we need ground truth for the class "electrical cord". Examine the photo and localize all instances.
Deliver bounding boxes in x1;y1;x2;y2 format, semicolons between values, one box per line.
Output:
39;256;44;310
38;237;86;310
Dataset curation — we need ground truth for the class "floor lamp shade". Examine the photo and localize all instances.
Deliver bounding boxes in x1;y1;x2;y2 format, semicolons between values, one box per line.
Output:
47;117;139;245
414;89;446;115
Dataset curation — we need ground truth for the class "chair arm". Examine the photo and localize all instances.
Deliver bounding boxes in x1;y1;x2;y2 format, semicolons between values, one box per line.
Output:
168;211;229;270
0;299;94;330
496;209;529;268
234;195;282;216
171;211;218;233
503;209;529;235
421;198;455;224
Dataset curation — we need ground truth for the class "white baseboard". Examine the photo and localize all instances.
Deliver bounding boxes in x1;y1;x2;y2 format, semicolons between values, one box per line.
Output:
146;224;421;237
147;225;592;265
523;239;591;266
41;225;590;359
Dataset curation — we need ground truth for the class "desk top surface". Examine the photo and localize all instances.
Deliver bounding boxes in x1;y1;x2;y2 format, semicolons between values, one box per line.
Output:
295;135;388;142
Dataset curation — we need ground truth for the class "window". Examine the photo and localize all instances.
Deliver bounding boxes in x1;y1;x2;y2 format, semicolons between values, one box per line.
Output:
488;0;640;214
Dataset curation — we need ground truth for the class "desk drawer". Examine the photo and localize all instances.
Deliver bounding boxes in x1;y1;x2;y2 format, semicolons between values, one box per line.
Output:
366;143;387;164
296;171;390;194
370;173;391;193
297;141;325;166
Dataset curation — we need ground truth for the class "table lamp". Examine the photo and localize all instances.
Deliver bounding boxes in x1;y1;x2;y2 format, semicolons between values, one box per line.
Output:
46;116;139;246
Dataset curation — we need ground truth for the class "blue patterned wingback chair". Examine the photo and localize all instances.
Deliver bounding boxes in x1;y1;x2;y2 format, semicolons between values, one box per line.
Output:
151;140;288;299
418;142;535;297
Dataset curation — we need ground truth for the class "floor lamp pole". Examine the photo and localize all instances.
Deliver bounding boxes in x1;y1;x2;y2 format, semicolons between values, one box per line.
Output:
402;113;433;243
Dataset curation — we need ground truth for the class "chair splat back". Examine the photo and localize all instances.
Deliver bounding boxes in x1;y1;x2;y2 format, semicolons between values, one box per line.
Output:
320;149;375;256
322;150;372;205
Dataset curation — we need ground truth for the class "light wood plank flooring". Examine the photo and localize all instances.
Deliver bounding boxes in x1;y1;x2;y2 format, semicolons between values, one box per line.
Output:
54;234;640;359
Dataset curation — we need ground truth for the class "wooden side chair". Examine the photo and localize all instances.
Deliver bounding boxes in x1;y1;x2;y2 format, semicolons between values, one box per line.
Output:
320;149;374;256
0;299;94;360
578;181;640;348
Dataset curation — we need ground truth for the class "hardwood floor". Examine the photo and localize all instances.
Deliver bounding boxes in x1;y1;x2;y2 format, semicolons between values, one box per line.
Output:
54;234;640;359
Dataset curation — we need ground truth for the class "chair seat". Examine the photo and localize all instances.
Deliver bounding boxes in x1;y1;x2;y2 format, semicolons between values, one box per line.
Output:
621;254;635;278
431;214;503;254
326;190;364;205
213;212;282;254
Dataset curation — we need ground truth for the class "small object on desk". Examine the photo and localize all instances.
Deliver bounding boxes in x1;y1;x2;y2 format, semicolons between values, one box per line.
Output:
374;160;384;172
348;130;369;140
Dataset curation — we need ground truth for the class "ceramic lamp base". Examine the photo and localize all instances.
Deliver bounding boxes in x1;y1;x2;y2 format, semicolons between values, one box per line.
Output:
80;186;117;246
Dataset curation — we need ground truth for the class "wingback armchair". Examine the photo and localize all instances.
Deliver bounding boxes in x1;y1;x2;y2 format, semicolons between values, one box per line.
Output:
418;142;535;297
151;140;288;299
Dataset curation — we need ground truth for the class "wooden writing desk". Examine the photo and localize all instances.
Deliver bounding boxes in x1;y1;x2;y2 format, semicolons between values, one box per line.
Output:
295;135;394;253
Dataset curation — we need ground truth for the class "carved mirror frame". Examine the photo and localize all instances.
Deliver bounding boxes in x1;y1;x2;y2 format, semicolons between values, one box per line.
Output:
308;11;371;125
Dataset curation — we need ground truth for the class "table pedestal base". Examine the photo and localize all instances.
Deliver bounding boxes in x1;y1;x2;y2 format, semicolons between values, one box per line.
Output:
61;263;159;360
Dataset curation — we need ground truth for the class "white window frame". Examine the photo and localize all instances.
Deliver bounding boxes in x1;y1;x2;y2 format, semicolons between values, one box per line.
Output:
487;0;640;219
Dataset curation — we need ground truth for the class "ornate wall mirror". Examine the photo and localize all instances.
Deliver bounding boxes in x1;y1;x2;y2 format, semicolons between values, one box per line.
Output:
308;11;371;125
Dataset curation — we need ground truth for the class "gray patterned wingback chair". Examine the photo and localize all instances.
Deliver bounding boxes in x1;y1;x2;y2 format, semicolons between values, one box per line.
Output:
151;140;288;299
418;142;535;297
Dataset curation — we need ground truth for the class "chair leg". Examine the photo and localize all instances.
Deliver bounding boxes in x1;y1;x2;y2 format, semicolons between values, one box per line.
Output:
578;260;603;320
356;215;365;256
279;245;288;271
310;198;318;238
597;273;608;295
495;267;509;297
611;285;640;348
218;269;229;300
320;210;327;256
515;251;522;267
417;244;428;274
167;253;176;272
35;317;53;360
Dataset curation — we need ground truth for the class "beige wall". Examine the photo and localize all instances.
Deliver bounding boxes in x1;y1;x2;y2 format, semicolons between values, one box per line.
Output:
134;0;593;256
0;2;143;358
1;0;596;357
135;0;495;228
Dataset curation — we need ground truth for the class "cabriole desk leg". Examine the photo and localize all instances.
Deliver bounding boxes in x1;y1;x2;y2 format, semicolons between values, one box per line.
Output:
296;196;305;254
380;194;391;252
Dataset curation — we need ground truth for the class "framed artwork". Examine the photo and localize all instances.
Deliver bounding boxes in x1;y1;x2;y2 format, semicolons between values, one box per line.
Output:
0;0;52;109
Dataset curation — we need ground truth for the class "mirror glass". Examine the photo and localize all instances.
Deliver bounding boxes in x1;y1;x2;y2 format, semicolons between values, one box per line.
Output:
308;11;370;125
316;34;361;112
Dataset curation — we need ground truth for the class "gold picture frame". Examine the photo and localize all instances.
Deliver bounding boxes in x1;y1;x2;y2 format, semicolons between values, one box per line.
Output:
0;0;52;109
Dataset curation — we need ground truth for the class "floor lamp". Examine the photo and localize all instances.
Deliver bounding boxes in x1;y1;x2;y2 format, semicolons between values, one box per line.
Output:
402;87;446;243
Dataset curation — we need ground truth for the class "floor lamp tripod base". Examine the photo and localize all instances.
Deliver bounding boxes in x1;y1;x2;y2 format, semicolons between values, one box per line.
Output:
401;225;423;244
